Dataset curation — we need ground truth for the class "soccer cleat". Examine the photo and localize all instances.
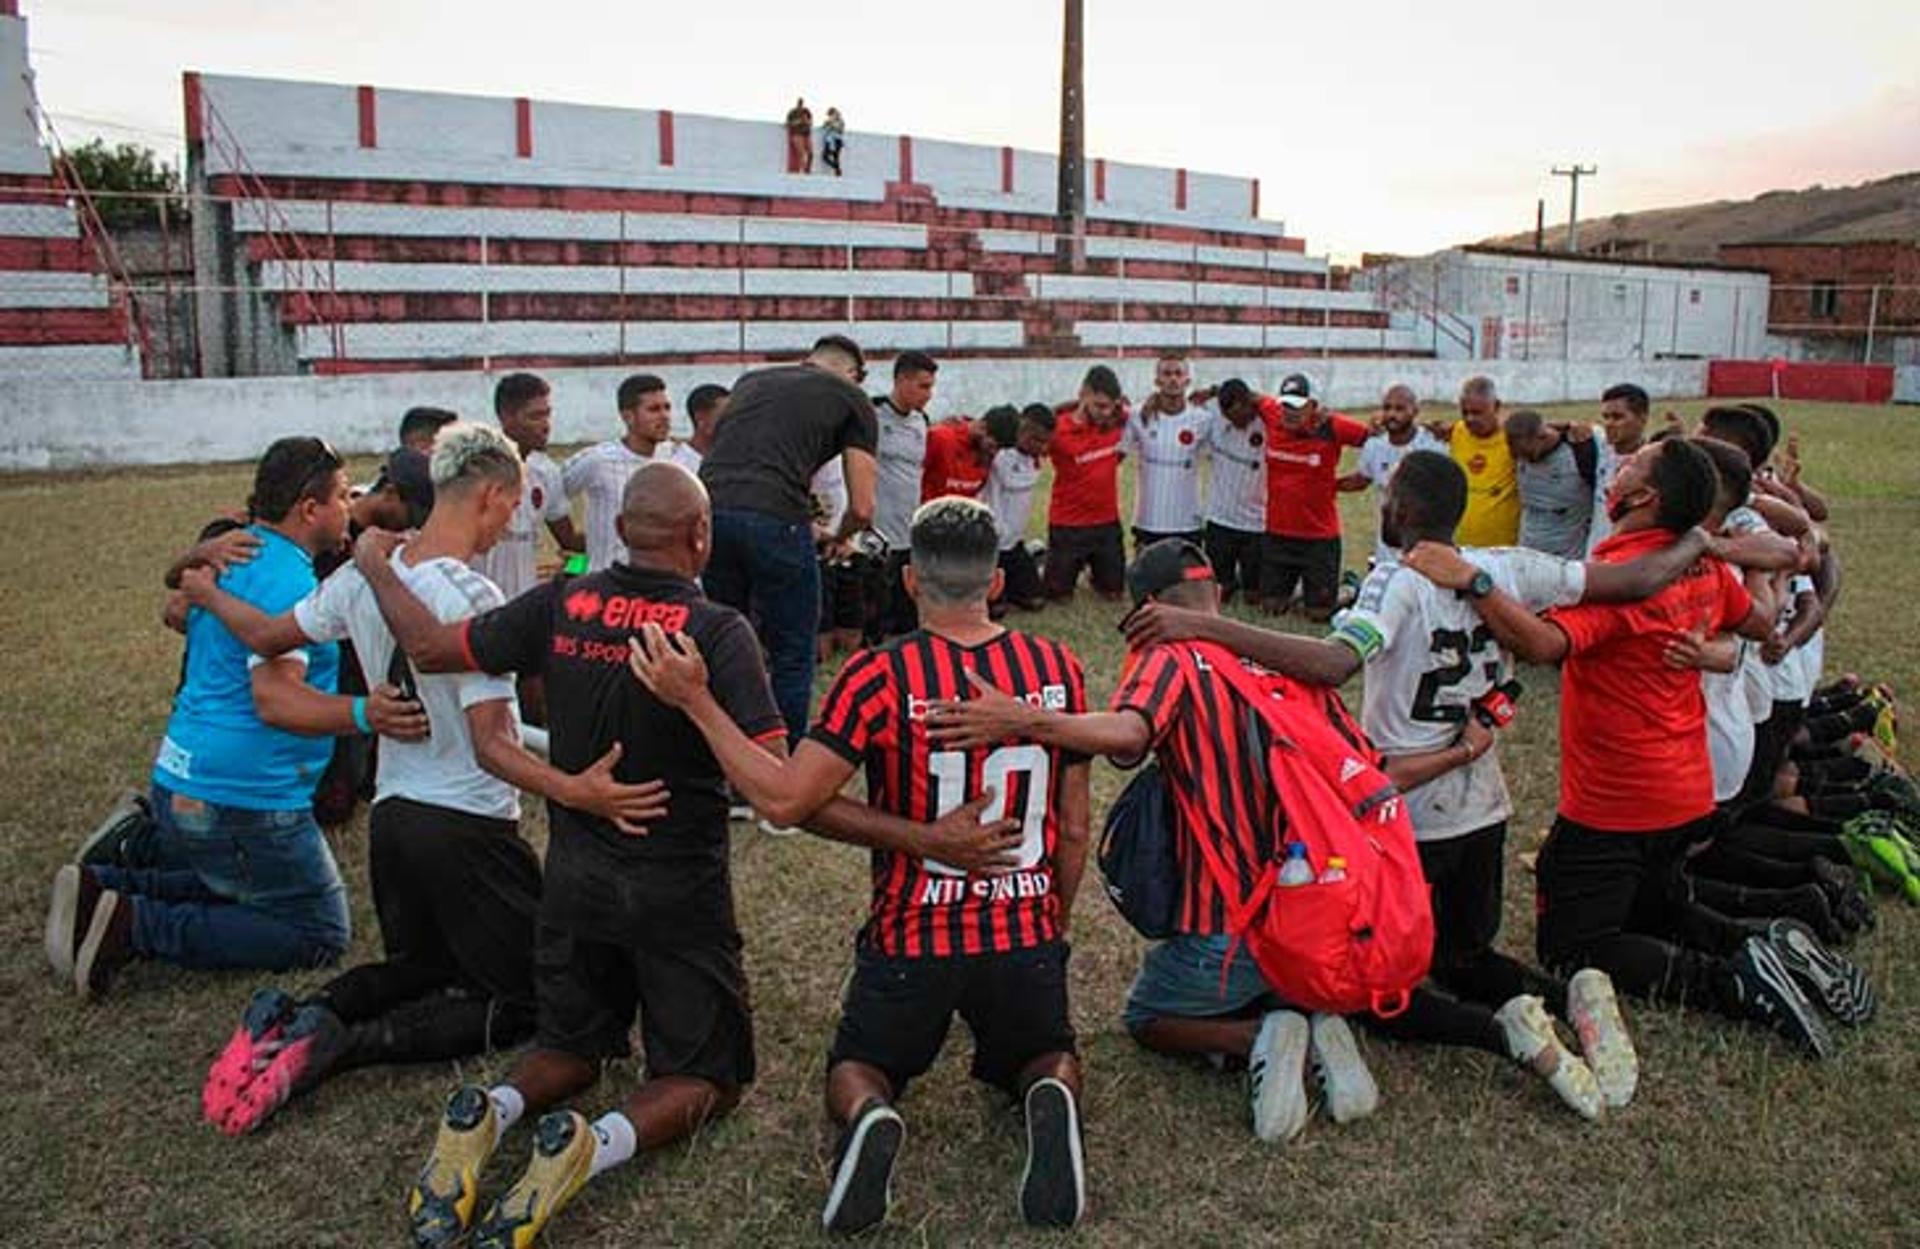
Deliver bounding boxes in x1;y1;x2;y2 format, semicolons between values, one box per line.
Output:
1809;857;1876;934
822;1100;905;1236
203;987;296;1127
1307;1013;1379;1124
1727;936;1834;1059
408;1085;500;1249
1840;814;1920;904
470;1110;595;1249
1248;1010;1311;1144
1495;994;1602;1121
219;1000;352;1135
1566;969;1638;1109
1764;919;1876;1027
1018;1078;1085;1229
74;790;152;868
73;887;132;1000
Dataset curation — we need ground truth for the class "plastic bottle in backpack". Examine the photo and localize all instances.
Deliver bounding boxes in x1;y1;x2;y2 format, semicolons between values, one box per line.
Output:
1319;856;1348;884
1277;842;1314;887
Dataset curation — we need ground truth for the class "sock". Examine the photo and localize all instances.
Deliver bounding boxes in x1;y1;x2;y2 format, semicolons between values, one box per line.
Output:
488;1085;525;1145
588;1111;638;1178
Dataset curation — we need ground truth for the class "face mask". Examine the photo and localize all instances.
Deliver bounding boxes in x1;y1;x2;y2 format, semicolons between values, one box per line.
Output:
1605;487;1647;524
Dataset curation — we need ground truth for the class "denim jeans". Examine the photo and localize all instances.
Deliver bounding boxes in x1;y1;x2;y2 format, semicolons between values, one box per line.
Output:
88;783;351;971
705;507;821;744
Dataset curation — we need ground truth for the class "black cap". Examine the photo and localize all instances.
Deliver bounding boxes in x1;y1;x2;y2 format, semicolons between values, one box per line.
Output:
376;447;435;528
1277;373;1315;409
1126;538;1214;606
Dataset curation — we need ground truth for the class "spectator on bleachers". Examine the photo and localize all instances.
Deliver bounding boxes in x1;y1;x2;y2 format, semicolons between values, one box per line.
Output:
563;374;674;572
670;384;732;475
821;107;845;176
786;98;814;174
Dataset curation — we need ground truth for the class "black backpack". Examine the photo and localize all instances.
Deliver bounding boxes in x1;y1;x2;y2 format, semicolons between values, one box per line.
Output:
1097;761;1182;938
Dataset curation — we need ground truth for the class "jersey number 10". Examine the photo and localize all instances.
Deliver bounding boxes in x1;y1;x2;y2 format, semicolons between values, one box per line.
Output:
926;745;1051;876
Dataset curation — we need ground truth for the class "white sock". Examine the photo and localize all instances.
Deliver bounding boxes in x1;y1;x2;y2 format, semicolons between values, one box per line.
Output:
589;1111;638;1178
488;1085;525;1144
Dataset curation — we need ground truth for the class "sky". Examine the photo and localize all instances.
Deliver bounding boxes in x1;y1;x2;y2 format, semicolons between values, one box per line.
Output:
21;0;1920;261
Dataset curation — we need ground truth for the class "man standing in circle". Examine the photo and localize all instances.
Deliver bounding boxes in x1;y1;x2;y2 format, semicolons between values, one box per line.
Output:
1442;376;1520;548
563;375;676;573
1126;354;1211;550
1043;365;1129;602
475;373;582;603
871;351;939;639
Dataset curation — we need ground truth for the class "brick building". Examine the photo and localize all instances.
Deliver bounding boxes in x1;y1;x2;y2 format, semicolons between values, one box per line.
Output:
1718;240;1920;365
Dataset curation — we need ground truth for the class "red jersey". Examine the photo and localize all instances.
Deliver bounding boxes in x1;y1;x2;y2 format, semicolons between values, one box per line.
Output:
1547;527;1755;831
1260;399;1369;538
920;421;991;502
1046;405;1126;527
809;629;1088;957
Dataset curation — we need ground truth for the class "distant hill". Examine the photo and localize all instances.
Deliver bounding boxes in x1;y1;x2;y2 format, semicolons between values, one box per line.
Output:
1478;172;1920;263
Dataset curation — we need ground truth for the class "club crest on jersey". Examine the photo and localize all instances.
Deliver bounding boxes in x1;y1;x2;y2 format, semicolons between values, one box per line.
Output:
531;486;545;509
1042;684;1068;710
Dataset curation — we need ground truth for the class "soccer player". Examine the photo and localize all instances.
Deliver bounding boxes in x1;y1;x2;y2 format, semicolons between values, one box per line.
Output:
1586;383;1653;552
982;403;1057;614
45;438;429;999
872;350;938;638
630;496;1093;1234
1198;379;1266;603
1043;364;1129;601
1445;375;1520;548
1402;439;1852;1057
1505;408;1597;559
474;373;582;602
1258;373;1368;620
1125;353;1211;548
919;408;999;502
1339;383;1444;567
176;425;669;1135
400;405;460;454
668;382;731;475
563;374;675;572
347;464;1017;1249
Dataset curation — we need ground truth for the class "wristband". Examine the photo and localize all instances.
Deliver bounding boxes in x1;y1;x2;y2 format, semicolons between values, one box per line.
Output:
351;696;371;734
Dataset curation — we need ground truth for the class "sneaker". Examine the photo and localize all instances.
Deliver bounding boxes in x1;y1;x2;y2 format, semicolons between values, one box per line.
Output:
1307;1013;1379;1124
1763;919;1876;1026
74;791;151;867
219;1001;352;1135
1566;969;1638;1109
1780;883;1849;946
407;1085;500;1249
758;818;801;838
821;1100;905;1236
1809;857;1876;934
73;887;132;1000
203;987;296;1127
471;1110;595;1249
1494;994;1602;1121
1018;1078;1085;1229
1247;1010;1311;1144
1726;936;1834;1059
44;864;92;981
728;802;755;823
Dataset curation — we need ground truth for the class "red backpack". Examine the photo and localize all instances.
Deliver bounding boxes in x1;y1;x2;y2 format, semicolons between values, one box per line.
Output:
1171;641;1433;1017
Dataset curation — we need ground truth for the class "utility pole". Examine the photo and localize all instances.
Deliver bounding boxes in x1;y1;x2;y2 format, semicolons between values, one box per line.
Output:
1056;0;1086;271
1550;163;1596;253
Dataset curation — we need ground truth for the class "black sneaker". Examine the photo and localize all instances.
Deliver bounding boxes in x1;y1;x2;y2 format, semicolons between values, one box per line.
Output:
1810;857;1876;934
75;791;153;868
821;1100;904;1236
1727;936;1834;1059
1765;918;1877;1026
1019;1078;1085;1229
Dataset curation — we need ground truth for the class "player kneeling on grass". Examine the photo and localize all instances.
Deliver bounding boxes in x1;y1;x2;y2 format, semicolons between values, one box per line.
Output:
630;496;1094;1235
177;424;673;1136
343;464;1016;1249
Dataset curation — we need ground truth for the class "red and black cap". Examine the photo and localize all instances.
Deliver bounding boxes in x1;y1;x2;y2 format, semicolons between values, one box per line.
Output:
1126;538;1214;606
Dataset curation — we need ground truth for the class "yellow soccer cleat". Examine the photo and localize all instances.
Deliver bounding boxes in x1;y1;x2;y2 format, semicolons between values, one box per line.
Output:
408;1085;500;1249
471;1110;596;1249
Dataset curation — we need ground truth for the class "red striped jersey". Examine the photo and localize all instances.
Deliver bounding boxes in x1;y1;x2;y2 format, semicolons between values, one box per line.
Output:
809;628;1088;957
1110;642;1296;934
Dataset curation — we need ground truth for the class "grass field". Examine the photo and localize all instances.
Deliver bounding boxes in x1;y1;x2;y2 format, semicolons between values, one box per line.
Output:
2;398;1917;1248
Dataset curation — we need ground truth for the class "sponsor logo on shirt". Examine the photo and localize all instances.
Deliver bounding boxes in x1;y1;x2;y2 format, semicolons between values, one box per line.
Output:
563;589;692;632
905;683;1068;721
1268;448;1323;468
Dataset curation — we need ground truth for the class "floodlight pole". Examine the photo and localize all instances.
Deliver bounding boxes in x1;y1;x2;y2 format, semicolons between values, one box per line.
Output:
1056;0;1087;271
1550;163;1596;253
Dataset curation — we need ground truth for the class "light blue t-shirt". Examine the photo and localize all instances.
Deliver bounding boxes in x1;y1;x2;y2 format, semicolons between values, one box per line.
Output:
153;525;341;810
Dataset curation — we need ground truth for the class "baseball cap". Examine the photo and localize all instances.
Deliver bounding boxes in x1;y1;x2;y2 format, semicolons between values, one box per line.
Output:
375;447;435;528
1125;538;1214;607
1277;373;1315;410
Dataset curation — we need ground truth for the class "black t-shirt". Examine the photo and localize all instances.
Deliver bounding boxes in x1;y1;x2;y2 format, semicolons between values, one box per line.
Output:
700;364;878;521
462;563;784;883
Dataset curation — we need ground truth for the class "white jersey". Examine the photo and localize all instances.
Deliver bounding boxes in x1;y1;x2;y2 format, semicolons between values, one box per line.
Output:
1722;507;1777;723
1705;653;1757;804
1202;412;1267;533
1585;432;1623;556
1332;547;1587;842
295;553;520;821
1768;574;1818;703
1125;401;1212;534
667;441;705;476
872;397;928;550
1353;428;1446;564
983;447;1043;552
811;457;849;535
472;449;568;603
562;440;671;572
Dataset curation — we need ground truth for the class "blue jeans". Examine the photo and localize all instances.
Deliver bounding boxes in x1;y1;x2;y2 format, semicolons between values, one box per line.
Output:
1122;934;1283;1034
88;783;351;971
705;507;821;743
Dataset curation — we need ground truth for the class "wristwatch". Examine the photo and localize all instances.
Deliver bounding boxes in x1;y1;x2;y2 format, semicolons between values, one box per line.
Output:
1464;569;1495;599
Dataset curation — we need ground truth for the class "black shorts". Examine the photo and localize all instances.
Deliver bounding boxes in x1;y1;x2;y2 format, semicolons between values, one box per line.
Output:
1415;822;1507;968
819;552;882;635
1260;534;1342;611
1204;523;1262;598
995;545;1044;610
873;549;918;642
1043;523;1125;599
1131;527;1204;554
828;941;1076;1096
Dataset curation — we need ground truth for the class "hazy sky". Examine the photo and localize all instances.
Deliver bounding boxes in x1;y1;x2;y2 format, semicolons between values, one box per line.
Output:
23;0;1920;259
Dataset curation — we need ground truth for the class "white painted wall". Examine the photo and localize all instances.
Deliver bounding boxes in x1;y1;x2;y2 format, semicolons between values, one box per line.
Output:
0;14;45;177
0;356;1710;470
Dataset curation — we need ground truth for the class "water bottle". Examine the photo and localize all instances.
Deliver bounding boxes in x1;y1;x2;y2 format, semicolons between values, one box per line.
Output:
1319;856;1348;884
1277;842;1314;887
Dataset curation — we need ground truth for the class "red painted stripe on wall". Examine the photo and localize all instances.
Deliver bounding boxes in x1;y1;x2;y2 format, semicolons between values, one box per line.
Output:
1250;178;1260;219
182;72;204;146
357;86;377;149
898;135;913;184
514;98;532;158
1001;146;1014;194
1094;158;1106;203
658;110;675;166
1175;168;1187;210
